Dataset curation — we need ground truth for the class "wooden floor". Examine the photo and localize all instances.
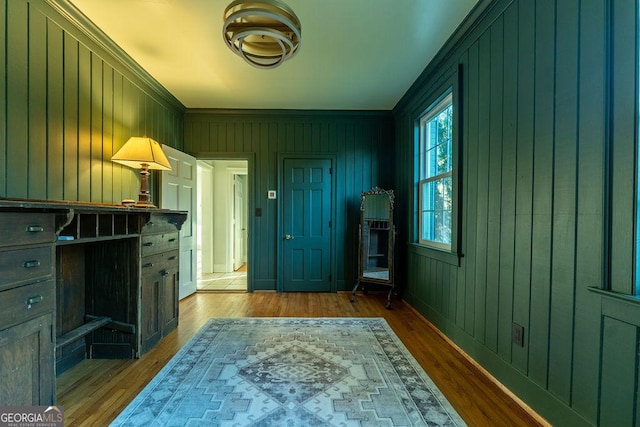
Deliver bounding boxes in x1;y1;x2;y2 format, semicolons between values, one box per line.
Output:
57;292;548;426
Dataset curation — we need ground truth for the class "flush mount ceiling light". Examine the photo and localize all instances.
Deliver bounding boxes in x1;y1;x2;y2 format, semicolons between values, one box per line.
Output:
222;0;302;69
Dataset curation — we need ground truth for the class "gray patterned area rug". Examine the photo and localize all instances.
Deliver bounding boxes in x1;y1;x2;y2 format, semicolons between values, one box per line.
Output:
111;318;465;426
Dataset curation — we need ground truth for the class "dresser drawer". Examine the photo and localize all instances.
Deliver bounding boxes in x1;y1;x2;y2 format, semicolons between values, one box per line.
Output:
0;246;53;291
0;213;55;248
141;233;179;257
141;250;179;276
0;280;54;330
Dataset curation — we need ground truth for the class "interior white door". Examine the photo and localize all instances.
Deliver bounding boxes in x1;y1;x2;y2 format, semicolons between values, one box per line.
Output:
233;174;246;270
160;145;197;299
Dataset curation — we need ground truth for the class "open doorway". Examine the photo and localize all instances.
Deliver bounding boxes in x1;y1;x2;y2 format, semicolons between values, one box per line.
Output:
196;159;248;291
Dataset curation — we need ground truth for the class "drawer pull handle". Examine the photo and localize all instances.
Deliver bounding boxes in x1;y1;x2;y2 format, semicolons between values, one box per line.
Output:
26;225;44;233
24;260;41;268
168;238;177;242
27;295;43;309
143;262;154;268
143;242;154;247
161;270;170;277
168;256;177;261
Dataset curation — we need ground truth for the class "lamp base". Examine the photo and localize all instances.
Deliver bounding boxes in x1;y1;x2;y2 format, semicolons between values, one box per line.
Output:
135;165;157;208
135;193;156;208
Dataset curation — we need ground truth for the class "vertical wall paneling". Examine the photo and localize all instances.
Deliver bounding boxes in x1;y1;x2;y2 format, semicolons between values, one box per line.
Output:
449;265;458;320
2;0;184;203
91;53;103;201
486;15;504;353
420;256;430;306
77;43;91;202
6;0;28;197
570;1;606;420
497;2;518;361
599;316;638;426
393;0;636;424
102;63;114;200
122;78;137;200
28;6;47;199
185;111;393;291
6;0;640;424
609;0;638;293
112;71;123;203
456;53;469;330
47;20;64;200
528;0;555;388
474;31;491;344
434;259;441;314
548;0;579;404
464;41;479;335
63;33;79;200
512;0;535;374
0;0;5;195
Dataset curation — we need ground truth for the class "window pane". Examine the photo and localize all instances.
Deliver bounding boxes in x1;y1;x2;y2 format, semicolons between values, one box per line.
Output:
422;210;435;241
421;103;453;180
418;92;453;249
436;139;451;173
420;176;452;245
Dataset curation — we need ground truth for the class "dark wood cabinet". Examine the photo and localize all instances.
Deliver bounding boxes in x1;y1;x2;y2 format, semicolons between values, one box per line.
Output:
0;200;187;405
160;264;179;337
139;221;180;355
0;212;56;405
140;271;162;353
139;263;178;354
0;312;54;405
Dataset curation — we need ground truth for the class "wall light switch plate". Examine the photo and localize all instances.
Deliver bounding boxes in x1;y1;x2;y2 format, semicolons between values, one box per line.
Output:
268;190;276;199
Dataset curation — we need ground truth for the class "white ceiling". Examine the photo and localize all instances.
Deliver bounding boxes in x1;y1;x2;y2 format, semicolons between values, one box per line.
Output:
68;0;479;110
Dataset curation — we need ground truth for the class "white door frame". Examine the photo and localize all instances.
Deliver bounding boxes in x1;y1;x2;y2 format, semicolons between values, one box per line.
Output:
228;168;247;271
197;162;214;279
196;154;254;292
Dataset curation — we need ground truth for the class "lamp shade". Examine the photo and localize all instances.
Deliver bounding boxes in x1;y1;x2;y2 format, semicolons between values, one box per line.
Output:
111;137;172;170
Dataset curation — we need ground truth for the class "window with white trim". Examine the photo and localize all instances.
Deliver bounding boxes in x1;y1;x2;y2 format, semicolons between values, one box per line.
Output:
418;92;453;250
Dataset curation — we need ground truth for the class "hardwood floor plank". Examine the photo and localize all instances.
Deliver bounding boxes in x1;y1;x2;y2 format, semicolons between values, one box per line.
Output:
56;292;548;426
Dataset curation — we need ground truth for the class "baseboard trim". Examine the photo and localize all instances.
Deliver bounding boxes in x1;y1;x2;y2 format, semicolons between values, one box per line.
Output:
402;300;551;427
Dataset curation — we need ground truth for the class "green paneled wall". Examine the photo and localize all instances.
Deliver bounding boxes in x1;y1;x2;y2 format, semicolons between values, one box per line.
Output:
394;0;638;425
1;0;184;202
184;110;394;291
4;0;639;424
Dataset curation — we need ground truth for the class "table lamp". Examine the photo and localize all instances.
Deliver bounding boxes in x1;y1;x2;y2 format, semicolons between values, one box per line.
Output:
111;136;172;207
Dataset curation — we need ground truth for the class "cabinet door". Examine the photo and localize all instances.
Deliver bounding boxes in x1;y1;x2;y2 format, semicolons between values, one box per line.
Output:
0;314;54;405
140;273;161;355
161;266;179;335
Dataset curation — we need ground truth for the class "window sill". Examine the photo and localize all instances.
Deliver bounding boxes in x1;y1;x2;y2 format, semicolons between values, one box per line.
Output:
588;287;640;305
408;243;462;266
588;287;640;326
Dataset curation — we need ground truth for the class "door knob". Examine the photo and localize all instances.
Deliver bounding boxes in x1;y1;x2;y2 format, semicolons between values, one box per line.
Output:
284;234;294;240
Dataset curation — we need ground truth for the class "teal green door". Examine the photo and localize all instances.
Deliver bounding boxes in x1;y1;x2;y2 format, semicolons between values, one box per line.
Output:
282;158;332;292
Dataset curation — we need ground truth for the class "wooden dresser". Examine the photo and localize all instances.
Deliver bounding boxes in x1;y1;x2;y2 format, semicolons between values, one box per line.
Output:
0;200;187;405
0;210;56;405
